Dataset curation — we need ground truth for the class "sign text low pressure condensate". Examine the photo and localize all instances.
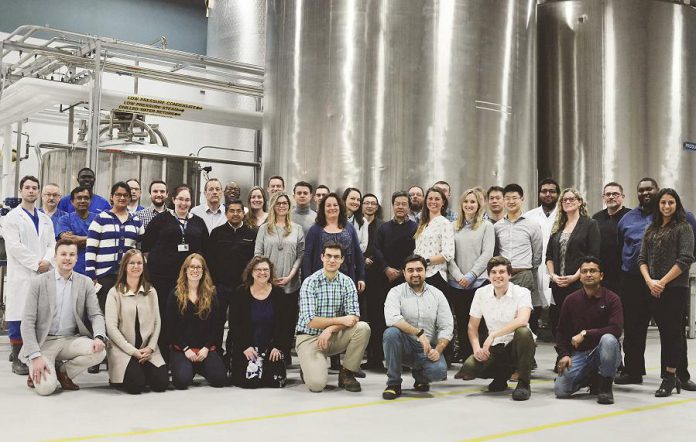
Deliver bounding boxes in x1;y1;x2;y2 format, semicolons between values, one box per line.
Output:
116;96;203;118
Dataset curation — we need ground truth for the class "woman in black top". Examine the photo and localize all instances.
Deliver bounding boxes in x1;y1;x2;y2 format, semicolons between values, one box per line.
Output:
638;188;695;397
142;184;208;359
167;253;227;389
546;188;600;336
228;256;289;388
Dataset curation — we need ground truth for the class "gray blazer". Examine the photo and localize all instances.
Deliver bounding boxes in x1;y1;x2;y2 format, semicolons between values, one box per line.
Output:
20;270;105;363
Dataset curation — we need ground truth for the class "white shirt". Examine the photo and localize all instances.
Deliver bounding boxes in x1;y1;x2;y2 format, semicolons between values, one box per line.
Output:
190;203;226;234
414;215;455;279
50;270;78;336
470;282;534;346
523;205;558;306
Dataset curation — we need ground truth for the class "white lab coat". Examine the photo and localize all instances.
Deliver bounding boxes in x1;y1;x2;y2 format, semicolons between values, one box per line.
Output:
523;205;558;307
2;206;56;321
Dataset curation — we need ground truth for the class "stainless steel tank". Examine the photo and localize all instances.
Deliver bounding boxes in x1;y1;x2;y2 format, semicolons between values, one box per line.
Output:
538;0;696;213
264;0;537;205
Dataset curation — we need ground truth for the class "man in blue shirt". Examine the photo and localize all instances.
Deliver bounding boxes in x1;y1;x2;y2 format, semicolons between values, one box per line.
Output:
56;186;97;275
57;168;111;214
296;242;371;393
616;177;696;390
39;183;67;232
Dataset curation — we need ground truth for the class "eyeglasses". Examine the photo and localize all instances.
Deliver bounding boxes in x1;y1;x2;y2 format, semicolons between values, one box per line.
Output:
275;201;289;206
603;192;622;198
561;197;578;203
187;265;203;271
113;193;130;199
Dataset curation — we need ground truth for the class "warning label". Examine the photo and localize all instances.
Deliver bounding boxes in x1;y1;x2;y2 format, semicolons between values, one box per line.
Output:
115;96;203;118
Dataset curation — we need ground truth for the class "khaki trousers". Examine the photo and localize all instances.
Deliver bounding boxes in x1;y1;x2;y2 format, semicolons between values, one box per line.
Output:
296;321;370;392
27;336;106;396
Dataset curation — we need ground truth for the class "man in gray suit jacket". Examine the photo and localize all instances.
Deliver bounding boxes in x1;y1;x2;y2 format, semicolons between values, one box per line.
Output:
20;238;107;395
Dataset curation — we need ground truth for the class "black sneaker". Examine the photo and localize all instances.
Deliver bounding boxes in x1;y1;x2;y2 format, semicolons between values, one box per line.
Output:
488;377;508;392
512;379;531;401
338;367;362;392
382;385;402;400
413;382;430;392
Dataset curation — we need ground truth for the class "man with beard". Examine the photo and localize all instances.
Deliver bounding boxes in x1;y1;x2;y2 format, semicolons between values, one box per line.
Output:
486;186;505;223
592;182;631;294
381;255;452;399
136;180;168;229
615;178;696;390
56;186;97;275
408;186;424;223
57;168;111;214
223;181;242;205
523;178;560;311
433;181;458;222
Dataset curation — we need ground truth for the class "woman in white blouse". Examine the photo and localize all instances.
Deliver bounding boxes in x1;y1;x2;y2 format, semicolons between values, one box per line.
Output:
414;187;455;295
342;187;368;253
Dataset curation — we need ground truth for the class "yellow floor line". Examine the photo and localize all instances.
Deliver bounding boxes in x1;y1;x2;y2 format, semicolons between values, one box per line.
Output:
44;361;690;441
462;397;696;442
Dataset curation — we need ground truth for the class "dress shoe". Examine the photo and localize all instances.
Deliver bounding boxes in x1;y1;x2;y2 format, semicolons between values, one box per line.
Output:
678;377;696;391
57;368;80;391
354;369;367;379
88;364;100;374
655;373;681;398
454;366;474;380
512;379;531;401
614;373;642;385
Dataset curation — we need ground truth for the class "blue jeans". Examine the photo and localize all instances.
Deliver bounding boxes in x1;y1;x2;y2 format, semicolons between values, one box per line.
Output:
8;320;21;343
383;327;447;386
555;334;621;398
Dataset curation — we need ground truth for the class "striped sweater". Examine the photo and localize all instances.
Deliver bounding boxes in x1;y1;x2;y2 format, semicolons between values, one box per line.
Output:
85;211;144;279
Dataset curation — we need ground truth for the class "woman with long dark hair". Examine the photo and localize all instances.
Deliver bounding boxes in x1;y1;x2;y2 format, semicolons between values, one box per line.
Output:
228;256;289;388
546;188;600;335
638;188;694;397
245;186;268;229
342;187;368;253
167;254;227;389
105;249;168;394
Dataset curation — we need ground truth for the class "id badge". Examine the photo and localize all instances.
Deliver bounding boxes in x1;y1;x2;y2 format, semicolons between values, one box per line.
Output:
178;243;190;252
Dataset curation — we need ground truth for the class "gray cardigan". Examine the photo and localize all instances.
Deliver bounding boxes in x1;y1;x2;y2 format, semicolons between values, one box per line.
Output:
448;219;495;286
255;222;306;293
638;221;694;288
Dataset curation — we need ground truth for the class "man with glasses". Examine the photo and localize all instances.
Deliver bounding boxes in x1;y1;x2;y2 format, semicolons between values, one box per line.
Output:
125;178;145;214
57;167;111;214
84;181;144;373
56;186;97;275
191;178;226;234
296;242;371;392
39;183;67;230
592;182;631;294
554;257;623;405
523;178;560;312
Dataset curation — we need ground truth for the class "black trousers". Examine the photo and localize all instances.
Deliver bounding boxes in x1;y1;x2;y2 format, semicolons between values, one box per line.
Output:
654;286;688;370
450;284;488;362
230;349;287;388
120;357;169;394
96;273;118;313
170;349;227;389
365;272;402;364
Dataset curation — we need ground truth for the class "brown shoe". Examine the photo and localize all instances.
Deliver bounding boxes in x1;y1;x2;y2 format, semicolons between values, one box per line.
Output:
56;367;80;391
454;366;475;380
27;375;35;389
338;367;362;392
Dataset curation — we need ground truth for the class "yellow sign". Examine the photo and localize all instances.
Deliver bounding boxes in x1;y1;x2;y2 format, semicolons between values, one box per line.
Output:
115;95;203;118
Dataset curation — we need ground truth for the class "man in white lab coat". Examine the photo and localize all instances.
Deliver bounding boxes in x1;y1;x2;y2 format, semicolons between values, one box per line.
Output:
522;178;560;331
3;175;56;375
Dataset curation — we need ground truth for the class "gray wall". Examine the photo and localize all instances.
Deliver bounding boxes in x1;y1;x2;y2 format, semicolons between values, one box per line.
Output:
0;0;207;54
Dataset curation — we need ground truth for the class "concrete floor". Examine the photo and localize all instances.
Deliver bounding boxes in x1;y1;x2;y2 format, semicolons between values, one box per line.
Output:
1;330;695;442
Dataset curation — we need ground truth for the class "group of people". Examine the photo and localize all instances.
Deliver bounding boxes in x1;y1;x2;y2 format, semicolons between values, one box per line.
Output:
3;170;693;405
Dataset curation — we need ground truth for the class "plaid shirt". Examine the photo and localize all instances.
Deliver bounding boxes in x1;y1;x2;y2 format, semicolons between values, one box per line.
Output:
135;206;166;230
296;269;360;335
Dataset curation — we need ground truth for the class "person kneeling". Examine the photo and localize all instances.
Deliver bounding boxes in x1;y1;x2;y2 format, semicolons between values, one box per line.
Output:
20;239;107;395
295;242;371;392
382;255;452;399
457;256;536;401
554;257;622;404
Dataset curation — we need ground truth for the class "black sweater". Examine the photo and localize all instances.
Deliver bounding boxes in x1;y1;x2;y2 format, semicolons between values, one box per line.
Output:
167;290;222;350
545;216;600;285
227;285;290;355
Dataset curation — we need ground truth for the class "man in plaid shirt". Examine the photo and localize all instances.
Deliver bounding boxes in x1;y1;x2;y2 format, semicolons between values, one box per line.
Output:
296;242;371;392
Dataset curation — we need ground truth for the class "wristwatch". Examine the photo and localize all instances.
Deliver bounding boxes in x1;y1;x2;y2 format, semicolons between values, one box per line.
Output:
425;258;431;266
416;329;425;337
96;335;108;345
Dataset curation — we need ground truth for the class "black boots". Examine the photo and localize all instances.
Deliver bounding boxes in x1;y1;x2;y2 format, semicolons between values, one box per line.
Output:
655;372;681;397
11;344;29;376
597;375;614;405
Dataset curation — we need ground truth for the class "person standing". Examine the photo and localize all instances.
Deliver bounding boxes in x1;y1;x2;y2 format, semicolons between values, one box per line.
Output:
637;188;694;396
56;186;97;275
408;186;424;223
57;167;111;214
381;255;453;399
343;187;369;253
223;181;242;205
136;180;169;230
105;249;168;394
592;182;631;294
4;175;56;375
40;183;67;229
126;179;145;214
267;175;286;196
313;185;330;210
486;186;505;224
191;178;226;234
292;181;317;236
555;257;623;405
433;181;458;222
245;186;269;229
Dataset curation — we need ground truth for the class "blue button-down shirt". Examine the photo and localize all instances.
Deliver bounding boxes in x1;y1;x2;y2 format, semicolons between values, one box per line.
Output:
49;270;78;336
56;211;97;275
296;269;360;335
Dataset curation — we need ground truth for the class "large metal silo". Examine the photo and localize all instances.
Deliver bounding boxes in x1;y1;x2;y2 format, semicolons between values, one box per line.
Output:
264;0;537;205
538;0;696;213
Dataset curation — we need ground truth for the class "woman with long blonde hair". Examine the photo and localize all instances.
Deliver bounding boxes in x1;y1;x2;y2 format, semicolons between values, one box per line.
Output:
546;188;600;338
448;189;495;369
254;192;305;363
105;249;169;394
167;253;227;389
